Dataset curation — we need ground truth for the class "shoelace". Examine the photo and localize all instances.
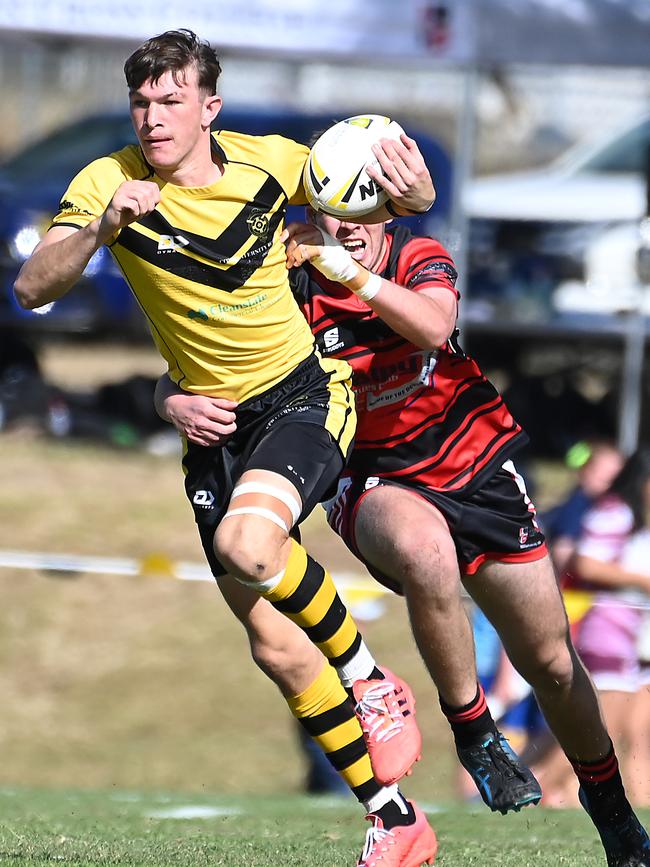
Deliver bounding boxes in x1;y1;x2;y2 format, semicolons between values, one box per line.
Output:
359;821;395;864
355;681;405;743
484;739;527;783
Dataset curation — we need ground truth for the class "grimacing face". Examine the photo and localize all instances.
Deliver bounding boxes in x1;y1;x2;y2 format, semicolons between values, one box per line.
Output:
314;212;389;273
129;64;221;174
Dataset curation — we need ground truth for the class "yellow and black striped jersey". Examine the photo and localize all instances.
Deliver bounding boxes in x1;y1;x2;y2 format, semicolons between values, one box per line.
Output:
51;130;326;403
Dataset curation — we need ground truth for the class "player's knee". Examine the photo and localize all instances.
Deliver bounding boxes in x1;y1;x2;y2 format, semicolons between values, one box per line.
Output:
524;637;575;692
213;516;281;583
396;535;457;600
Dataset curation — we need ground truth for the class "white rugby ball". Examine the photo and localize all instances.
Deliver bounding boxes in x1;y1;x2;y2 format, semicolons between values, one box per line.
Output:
304;114;405;219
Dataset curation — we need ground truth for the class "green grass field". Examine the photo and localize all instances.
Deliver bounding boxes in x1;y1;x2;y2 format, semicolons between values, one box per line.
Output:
1;787;646;866
0;345;640;866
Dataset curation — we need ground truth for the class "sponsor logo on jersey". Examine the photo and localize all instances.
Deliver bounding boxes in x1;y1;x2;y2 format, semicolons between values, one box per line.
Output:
186;294;268;323
354;351;437;391
323;327;345;353
188;308;209;321
193;490;215;508
362;352;438;410
519;527;529;546
158;234;190;253
246;209;270;238
58;199;93;217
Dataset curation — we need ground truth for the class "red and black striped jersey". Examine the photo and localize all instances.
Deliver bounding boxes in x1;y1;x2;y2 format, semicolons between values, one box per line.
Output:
291;225;527;494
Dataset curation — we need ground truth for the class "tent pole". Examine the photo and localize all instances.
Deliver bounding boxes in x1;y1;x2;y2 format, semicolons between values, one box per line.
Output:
449;64;479;327
618;308;645;456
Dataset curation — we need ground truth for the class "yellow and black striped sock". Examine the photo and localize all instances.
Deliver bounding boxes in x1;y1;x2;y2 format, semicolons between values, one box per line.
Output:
262;539;373;671
287;660;380;803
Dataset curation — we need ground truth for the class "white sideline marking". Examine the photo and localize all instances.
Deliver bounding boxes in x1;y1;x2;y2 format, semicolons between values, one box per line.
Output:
0;549;388;595
146;805;242;819
0;549;212;582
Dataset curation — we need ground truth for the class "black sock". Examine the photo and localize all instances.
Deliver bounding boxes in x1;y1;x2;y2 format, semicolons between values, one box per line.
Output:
374;791;416;829
439;683;497;748
571;743;632;826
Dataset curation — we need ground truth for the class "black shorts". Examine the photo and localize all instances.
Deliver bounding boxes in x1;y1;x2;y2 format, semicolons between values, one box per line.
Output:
183;353;356;577
325;458;547;594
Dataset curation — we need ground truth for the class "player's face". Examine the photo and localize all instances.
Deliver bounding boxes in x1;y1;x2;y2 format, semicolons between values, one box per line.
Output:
315;213;388;273
580;448;623;497
129;65;221;174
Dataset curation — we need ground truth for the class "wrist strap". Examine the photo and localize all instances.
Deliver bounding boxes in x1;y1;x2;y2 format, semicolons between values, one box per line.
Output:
353;272;382;302
385;199;434;218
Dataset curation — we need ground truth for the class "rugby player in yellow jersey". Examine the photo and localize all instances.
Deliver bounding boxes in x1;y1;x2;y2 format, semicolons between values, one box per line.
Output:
14;29;439;867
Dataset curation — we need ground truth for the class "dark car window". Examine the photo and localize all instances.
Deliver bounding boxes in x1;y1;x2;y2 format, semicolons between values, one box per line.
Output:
0;109;451;213
0;115;137;184
0;111;332;180
578;119;650;174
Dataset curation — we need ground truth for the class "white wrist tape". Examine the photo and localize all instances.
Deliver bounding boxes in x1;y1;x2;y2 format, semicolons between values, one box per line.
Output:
311;230;382;301
311;231;359;282
354;272;382;302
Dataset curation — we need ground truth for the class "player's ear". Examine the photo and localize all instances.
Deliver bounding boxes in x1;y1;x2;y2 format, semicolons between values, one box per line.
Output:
202;93;222;129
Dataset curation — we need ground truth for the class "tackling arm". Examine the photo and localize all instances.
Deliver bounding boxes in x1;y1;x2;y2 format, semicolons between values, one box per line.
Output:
283;223;456;349
154;373;238;448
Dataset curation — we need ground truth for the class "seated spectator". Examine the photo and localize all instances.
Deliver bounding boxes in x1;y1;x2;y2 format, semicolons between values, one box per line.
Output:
569;449;650;806
542;441;623;575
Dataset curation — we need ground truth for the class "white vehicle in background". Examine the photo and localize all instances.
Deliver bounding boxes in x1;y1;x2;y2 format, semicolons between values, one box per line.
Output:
463;114;650;319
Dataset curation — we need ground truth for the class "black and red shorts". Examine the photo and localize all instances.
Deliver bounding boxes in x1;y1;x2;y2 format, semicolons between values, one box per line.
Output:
325;459;547;594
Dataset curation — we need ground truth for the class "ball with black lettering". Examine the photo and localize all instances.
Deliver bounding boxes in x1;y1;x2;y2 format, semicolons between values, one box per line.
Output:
303;115;405;219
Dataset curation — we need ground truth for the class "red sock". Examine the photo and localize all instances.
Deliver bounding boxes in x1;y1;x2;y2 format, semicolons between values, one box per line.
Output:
439;683;497;747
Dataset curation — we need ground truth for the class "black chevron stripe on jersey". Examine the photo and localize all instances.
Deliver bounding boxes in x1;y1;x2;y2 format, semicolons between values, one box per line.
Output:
211;171;286;256
116;227;267;292
116;205;286;293
141;173;285;260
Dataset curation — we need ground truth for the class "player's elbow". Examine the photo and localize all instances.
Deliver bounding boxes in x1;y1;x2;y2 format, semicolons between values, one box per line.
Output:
423;320;455;350
13;275;39;309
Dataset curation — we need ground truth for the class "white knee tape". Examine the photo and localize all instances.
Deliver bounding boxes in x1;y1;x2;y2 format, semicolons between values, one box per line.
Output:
235;568;285;593
222;506;289;533
231;482;302;526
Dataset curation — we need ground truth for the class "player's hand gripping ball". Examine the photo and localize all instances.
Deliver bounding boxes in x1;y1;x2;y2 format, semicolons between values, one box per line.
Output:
304;114;405;218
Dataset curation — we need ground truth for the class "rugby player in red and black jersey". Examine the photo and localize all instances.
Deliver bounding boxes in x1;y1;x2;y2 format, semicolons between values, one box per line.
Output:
280;211;650;867
154;126;649;860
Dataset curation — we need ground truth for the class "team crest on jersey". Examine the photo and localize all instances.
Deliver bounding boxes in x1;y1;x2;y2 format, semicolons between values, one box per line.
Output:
246;209;270;237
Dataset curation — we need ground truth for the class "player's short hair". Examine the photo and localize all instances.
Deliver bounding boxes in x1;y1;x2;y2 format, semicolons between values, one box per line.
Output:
124;29;222;95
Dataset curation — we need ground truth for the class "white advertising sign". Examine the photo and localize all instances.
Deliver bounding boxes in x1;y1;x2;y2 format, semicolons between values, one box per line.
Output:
0;0;473;63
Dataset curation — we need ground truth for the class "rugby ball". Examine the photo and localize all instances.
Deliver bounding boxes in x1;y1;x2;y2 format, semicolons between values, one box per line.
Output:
304;114;405;219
